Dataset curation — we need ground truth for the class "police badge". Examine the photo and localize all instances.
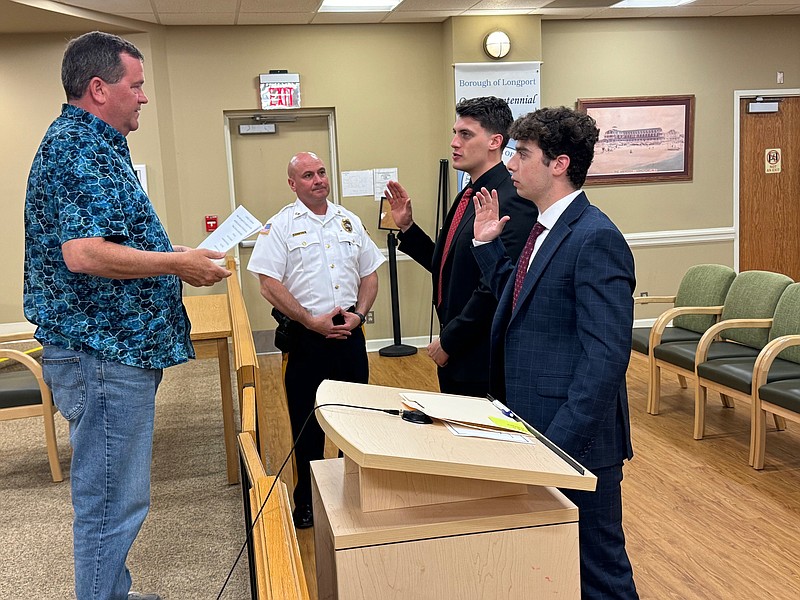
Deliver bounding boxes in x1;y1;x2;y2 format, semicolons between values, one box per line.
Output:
341;218;353;233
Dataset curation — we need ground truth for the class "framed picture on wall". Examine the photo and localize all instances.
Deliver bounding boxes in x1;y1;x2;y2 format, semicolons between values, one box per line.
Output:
576;95;695;185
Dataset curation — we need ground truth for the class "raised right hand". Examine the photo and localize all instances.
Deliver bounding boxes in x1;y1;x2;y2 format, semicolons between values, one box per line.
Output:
473;187;510;242
384;181;413;232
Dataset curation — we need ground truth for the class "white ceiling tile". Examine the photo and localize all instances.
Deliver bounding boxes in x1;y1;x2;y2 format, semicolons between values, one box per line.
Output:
237;12;316;24
158;12;237;25
589;7;661;17
649;4;748;14
154;0;238;12
395;0;479;10
535;7;600;16
473;0;550;7
463;8;535;14
119;13;161;24
383;10;463;20
56;0;153;11
240;0;322;11
713;4;792;12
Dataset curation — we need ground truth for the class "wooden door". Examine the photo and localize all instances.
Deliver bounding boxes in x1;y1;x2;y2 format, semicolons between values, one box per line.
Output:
739;96;800;279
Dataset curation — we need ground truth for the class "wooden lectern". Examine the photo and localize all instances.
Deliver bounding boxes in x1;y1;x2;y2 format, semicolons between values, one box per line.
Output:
311;380;596;600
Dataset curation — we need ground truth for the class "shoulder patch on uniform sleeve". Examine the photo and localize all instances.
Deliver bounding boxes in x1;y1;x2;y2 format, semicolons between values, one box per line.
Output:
260;223;271;235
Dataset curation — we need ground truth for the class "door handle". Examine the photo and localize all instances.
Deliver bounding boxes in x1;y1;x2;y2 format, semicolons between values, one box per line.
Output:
239;240;256;249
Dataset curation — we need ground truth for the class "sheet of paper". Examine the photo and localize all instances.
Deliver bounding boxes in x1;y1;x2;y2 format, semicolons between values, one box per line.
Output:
341;170;374;197
197;205;263;253
444;421;533;444
400;392;522;433
374;168;397;202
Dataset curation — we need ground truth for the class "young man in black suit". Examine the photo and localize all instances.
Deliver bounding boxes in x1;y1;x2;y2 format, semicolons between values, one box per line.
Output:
385;96;537;397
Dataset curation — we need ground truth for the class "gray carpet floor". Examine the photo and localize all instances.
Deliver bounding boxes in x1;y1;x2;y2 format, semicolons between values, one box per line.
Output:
0;356;250;599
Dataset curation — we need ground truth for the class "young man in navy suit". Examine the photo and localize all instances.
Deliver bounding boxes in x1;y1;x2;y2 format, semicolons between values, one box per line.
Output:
472;107;639;599
385;97;537;397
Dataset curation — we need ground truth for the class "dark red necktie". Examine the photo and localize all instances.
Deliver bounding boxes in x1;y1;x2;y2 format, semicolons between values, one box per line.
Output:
437;188;473;305
512;222;546;309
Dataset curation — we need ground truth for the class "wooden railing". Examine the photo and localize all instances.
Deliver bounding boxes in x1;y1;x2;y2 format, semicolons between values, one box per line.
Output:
226;256;308;600
225;256;269;463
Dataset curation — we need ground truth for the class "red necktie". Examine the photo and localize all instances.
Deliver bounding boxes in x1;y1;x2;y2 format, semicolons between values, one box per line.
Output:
437;188;473;305
512;222;546;310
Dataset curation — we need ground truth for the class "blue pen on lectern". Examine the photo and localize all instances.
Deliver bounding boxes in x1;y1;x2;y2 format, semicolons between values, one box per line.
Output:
486;394;585;476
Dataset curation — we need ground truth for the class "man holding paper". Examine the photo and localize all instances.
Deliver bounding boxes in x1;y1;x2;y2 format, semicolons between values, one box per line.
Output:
24;32;229;600
248;151;385;529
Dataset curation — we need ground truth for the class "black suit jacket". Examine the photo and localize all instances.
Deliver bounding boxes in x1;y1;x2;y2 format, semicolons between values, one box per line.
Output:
398;162;538;385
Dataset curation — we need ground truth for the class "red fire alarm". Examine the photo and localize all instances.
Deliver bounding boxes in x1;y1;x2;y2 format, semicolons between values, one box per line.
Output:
205;215;218;232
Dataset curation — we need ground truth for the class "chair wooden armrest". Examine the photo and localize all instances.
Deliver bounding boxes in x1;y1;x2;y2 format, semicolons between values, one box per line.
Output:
0;348;63;482
0;348;44;378
753;335;800;389
694;318;773;366
634;295;677;305
648;305;723;350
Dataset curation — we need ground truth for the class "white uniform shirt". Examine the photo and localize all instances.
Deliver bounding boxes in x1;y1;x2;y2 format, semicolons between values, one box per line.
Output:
247;199;385;317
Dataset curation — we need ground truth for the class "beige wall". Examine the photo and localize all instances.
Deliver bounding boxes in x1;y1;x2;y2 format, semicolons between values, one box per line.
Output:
541;16;800;321
4;15;800;336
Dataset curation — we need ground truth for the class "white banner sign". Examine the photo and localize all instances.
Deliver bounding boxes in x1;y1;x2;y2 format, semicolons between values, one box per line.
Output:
453;62;541;189
454;62;541;120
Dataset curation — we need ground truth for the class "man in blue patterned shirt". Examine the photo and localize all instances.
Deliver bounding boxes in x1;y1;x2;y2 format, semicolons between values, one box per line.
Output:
24;32;230;600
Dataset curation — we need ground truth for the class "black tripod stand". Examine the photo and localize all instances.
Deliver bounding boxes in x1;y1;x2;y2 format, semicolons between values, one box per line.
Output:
379;230;417;357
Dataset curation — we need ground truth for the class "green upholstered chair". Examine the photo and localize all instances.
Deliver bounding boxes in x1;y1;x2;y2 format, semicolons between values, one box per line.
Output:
632;264;736;356
752;335;800;469
0;347;63;482
692;284;800;466
632;264;736;412
650;270;793;427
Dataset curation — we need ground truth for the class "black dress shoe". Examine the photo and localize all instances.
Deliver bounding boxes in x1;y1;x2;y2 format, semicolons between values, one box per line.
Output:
293;504;314;529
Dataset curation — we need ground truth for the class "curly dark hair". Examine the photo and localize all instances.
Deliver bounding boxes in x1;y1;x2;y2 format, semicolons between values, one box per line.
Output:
455;96;514;149
508;107;599;188
62;31;144;101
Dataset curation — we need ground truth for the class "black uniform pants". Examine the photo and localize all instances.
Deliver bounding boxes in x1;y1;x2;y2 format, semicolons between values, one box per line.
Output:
284;324;369;509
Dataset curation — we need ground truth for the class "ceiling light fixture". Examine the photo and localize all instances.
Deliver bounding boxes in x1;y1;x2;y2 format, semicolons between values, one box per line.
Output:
612;0;695;7
319;0;401;12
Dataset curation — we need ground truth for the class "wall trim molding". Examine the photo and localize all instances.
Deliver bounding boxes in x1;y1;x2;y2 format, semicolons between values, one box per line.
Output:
624;227;734;248
382;228;736;258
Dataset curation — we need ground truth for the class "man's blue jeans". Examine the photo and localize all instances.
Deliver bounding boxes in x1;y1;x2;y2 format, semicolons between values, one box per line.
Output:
43;346;163;600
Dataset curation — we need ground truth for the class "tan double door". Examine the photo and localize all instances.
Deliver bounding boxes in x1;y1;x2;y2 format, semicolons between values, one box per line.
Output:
739;96;800;280
226;110;334;336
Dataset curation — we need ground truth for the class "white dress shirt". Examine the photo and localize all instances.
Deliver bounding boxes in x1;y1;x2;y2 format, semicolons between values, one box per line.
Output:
247;199;385;317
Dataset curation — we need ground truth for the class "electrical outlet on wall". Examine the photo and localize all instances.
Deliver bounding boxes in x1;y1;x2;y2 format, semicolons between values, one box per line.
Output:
365;311;375;324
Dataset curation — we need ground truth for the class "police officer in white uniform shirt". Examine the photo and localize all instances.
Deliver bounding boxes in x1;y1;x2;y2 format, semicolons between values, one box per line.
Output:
248;151;385;529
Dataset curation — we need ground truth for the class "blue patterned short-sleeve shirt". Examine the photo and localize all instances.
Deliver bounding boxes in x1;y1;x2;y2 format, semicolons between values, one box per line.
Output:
24;104;193;369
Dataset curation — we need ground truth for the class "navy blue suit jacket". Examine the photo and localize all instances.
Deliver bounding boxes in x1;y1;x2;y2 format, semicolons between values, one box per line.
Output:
473;192;635;470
